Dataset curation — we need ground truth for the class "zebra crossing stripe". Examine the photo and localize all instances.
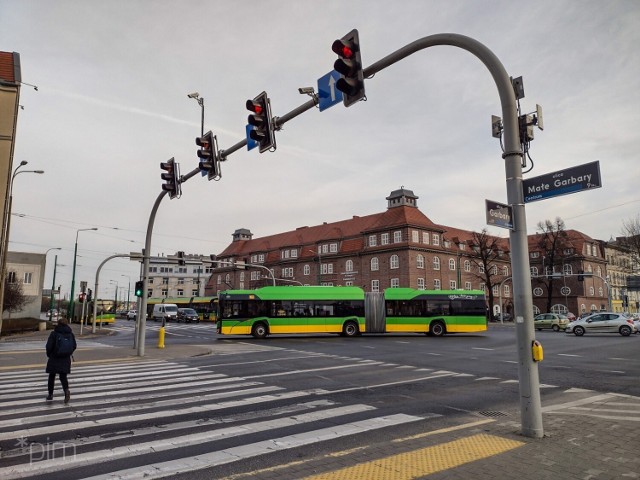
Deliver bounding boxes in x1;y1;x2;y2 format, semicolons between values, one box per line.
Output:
0;404;381;479
79;414;423;480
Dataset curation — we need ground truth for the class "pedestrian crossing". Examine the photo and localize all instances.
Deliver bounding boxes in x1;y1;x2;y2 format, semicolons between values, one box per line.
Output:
107;322;216;338
0;359;426;479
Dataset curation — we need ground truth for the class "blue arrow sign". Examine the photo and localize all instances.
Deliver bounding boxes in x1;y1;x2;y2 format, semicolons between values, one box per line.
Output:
317;70;343;112
246;124;258;151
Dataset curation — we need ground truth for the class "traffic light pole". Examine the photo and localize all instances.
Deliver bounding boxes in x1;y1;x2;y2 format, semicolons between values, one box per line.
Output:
148;33;542;438
92;253;142;334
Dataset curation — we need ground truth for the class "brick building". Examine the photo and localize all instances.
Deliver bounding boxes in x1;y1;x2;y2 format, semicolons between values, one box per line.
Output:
206;188;513;315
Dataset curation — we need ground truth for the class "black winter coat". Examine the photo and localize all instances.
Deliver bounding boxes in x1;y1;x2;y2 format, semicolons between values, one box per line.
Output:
45;324;77;374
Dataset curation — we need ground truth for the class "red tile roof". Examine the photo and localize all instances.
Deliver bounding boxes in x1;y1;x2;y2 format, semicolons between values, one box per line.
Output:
0;51;17;83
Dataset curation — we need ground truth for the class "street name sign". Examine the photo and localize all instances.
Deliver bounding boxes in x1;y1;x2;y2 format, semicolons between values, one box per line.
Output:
317;70;343;112
522;160;601;203
485;199;513;230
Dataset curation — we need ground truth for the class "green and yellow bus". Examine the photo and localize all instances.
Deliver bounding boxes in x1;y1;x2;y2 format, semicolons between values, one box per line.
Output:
217;286;487;338
145;296;218;321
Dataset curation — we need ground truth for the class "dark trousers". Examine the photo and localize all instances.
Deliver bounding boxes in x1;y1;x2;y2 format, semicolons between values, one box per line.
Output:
48;372;69;394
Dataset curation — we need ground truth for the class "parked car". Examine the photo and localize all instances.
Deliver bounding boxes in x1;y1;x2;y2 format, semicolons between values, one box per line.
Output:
534;313;569;332
566;312;576;321
565;312;636;336
126;310;137;321
177;308;199;323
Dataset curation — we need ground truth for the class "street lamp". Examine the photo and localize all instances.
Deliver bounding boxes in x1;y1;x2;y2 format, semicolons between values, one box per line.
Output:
187;92;204;138
0;161;45;334
308;248;323;285
110;280;119;313
69;227;98;321
121;275;131;311
46;247;62;321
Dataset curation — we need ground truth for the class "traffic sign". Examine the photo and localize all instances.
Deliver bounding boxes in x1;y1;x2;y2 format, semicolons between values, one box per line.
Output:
485;199;513;230
523;161;601;203
317;70;343;112
246;124;258;151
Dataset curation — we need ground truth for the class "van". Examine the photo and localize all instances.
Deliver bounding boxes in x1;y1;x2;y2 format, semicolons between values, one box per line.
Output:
152;303;179;322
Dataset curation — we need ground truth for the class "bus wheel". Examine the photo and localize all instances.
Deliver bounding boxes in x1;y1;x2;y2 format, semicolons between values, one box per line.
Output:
430;321;446;337
251;322;268;339
342;320;359;337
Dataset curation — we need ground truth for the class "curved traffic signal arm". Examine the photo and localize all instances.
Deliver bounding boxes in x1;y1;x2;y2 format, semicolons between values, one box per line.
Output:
160;157;182;199
246;91;276;153
196;130;221;181
332;29;365;107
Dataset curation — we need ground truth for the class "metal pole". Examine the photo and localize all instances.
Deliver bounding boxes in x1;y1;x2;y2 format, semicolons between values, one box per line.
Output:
50;255;57;322
69;234;79;321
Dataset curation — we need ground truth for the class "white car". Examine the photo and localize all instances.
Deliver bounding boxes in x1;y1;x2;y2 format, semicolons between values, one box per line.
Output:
126;310;137;321
565;312;636;336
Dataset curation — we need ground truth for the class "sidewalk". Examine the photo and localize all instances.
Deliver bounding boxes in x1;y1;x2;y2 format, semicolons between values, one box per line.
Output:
0;322;217;370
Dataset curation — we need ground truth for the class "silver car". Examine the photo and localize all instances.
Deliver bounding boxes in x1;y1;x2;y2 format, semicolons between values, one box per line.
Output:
565;312;636;337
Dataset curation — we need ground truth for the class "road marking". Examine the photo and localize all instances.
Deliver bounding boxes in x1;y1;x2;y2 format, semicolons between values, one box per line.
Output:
472;347;494;351
301;434;524;480
558;353;581;357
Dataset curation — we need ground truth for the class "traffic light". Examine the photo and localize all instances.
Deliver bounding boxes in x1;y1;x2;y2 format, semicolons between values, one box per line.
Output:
160;157;181;199
246;91;276;153
331;29;365;107
78;293;85;303
134;280;144;297
196;130;221;181
177;251;185;266
86;288;92;302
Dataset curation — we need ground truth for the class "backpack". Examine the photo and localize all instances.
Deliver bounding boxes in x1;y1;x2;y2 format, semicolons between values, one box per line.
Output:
54;332;75;358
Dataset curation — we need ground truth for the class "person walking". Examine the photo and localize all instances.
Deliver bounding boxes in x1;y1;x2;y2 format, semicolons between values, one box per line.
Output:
45;317;77;403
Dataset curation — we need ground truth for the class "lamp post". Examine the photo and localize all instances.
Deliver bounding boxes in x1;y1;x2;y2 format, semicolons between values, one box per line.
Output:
121;275;131;311
187;92;205;138
45;247;62;321
0;161;44;334
110;280;119;313
308;248;322;286
69;227;98;321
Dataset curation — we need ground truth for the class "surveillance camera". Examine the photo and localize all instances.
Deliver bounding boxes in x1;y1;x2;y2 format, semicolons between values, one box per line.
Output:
187;92;200;99
298;87;314;95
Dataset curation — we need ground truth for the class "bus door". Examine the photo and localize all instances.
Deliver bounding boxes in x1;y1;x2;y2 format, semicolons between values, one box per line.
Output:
365;292;386;333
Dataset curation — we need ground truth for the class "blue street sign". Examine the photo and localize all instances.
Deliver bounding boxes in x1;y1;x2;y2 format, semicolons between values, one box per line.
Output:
485;199;513;230
522;161;602;203
317;70;343;112
246;124;258;151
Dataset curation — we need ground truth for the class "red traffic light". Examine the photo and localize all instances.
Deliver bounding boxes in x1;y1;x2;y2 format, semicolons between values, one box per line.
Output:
332;40;355;59
246;100;263;115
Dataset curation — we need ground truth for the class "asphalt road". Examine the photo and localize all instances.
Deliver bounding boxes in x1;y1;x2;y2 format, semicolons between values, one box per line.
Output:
2;320;637;479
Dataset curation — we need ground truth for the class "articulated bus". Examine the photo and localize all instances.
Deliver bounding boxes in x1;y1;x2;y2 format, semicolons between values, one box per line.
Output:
217;286;487;338
145;296;218;321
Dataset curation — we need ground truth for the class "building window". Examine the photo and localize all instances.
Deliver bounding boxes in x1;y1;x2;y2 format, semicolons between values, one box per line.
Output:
291;249;298;258
192;289;199;296
321;263;334;274
371;257;379;271
369;235;377;247
162;278;169;285
491;265;498;275
449;258;456;270
303;264;310;275
530;267;538;276
394;231;402;243
479;264;485;274
480;283;486;292
433;257;440;270
589;286;595;295
329;243;338;253
432;234;440;246
24;272;33;284
598;287;603;296
423;232;429;244
596;266;602;277
345;281;353;286
177;278;185;285
258;254;265;263
417;278;425;290
504;285;510;297
322;244;329;254
161;289;168;297
450;280;457;290
345;260;353;272
7;271;16;283
492;285;499;295
465;281;472;290
416;254;425;269
391;278;400;288
503;266;509;276
563;264;572;275
434;279;441;290
390;255;399;269
371;280;380;292
282;267;294;278
177;289;184;296
586;244;592;256
530;252;540;258
412;230;419;243
533;287;543;296
381;233;389;245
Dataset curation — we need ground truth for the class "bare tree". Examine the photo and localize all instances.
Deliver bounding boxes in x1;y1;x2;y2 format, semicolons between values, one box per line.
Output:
468;229;509;317
3;280;29;315
535;217;573;312
620;215;640;271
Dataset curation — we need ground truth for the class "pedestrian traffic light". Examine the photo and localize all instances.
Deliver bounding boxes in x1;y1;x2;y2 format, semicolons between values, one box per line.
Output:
331;29;365;107
246;91;276;153
135;280;144;297
160;158;181;199
196;130;221;181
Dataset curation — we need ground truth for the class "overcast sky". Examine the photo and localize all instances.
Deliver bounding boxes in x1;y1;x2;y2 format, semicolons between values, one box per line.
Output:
2;0;639;300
